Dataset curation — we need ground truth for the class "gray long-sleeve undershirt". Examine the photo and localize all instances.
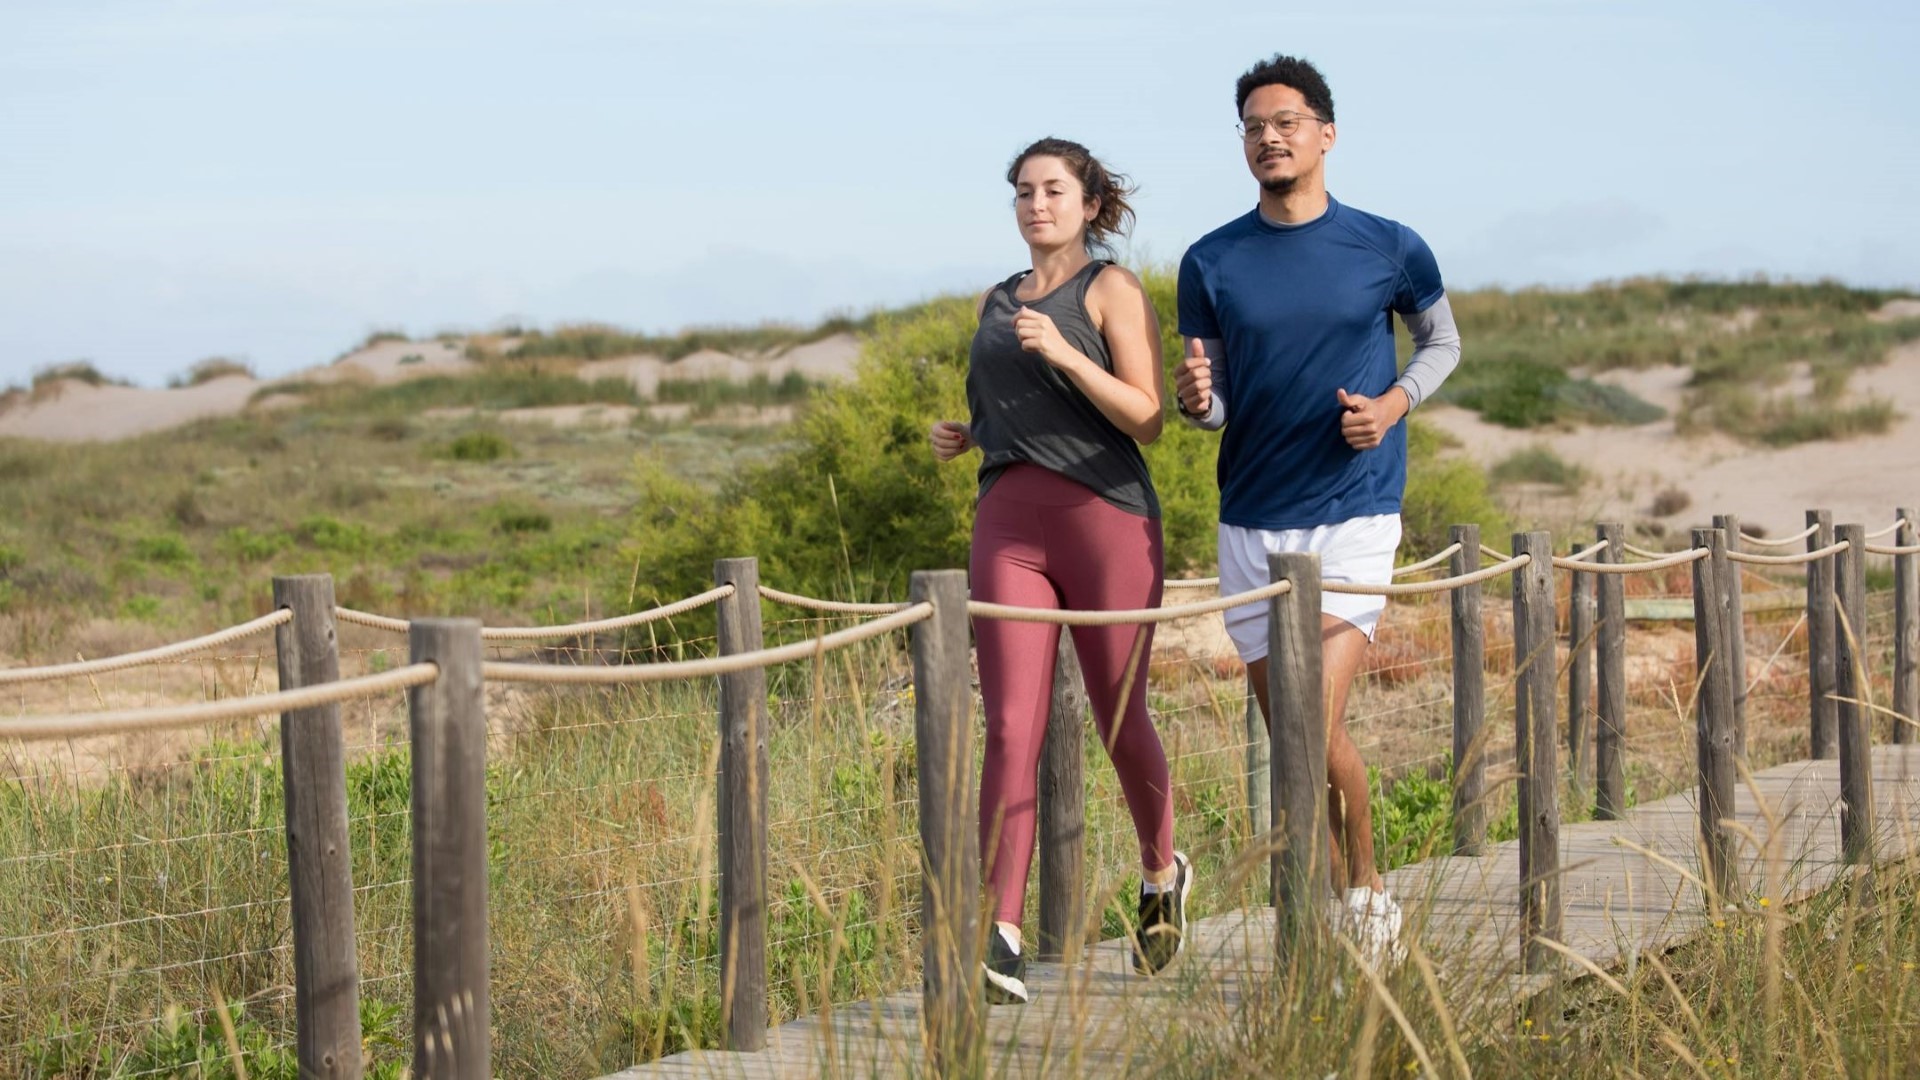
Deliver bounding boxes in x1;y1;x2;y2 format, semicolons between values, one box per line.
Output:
1180;291;1463;430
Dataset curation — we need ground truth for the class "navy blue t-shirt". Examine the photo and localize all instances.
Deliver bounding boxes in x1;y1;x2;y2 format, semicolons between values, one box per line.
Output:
1178;197;1444;531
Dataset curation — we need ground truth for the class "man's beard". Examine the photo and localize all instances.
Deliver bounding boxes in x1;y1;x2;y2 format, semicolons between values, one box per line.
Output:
1260;174;1299;196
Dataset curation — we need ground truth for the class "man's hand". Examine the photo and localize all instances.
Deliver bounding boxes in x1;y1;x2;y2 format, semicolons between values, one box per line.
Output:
1337;388;1408;450
1012;307;1073;369
929;420;973;462
1175;338;1212;415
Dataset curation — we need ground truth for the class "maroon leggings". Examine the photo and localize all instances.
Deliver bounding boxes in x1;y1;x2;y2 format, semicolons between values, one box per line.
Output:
971;465;1175;927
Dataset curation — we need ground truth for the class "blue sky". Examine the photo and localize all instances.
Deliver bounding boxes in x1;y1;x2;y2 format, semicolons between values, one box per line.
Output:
2;0;1915;386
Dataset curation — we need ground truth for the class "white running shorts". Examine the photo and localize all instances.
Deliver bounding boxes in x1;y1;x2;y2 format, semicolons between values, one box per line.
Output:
1219;514;1403;662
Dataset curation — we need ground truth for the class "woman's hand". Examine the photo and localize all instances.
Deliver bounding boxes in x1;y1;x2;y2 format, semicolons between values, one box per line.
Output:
929;420;973;462
1013;306;1076;370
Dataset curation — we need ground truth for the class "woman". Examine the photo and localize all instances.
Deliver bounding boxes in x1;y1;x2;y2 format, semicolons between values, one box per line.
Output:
929;138;1188;1005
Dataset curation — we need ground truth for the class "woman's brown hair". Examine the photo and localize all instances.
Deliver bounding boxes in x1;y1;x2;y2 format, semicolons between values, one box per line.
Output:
1006;137;1137;257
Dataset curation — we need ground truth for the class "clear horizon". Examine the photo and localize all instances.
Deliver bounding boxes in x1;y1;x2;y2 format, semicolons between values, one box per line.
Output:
4;0;1916;387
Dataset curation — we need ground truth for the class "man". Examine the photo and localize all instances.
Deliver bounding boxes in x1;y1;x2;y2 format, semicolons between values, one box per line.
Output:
1174;53;1462;965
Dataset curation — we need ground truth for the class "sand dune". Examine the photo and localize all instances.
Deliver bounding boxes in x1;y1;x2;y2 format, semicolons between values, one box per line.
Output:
1421;342;1920;539
0;333;863;443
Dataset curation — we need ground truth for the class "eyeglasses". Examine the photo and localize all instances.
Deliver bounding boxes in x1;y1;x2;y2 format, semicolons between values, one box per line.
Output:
1236;111;1329;141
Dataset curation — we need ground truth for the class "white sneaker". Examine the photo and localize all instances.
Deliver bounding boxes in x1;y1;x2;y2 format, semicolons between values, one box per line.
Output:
1340;887;1406;968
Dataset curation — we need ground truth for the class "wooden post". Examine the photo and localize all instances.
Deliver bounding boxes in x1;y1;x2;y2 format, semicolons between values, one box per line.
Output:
1036;633;1086;964
1713;514;1749;760
273;575;364;1080
1691;529;1740;904
408;619;489;1080
1808;510;1839;760
1449;524;1487;856
1595;524;1629;821
1511;532;1561;978
911;570;980;1074
1568;547;1596;794
1896;508;1918;745
714;558;768;1050
1268;552;1327;961
1834;524;1876;865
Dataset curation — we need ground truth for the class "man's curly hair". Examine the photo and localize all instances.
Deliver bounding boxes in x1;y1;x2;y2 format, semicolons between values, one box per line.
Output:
1235;54;1335;123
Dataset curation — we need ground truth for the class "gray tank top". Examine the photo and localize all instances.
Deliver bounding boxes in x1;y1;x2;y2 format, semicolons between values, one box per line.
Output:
965;260;1160;518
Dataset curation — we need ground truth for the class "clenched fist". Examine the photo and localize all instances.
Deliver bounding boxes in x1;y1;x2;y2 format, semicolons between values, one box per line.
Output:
1174;338;1212;415
1337;388;1408;450
1012;306;1072;368
929;420;973;462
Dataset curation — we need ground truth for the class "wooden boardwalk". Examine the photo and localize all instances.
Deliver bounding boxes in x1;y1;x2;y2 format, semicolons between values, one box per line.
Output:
605;745;1920;1079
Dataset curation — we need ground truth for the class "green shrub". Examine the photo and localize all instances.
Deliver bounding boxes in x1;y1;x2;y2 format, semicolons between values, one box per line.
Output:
493;501;553;534
132;533;195;565
1400;420;1508;557
445;431;514;462
121;594;163;620
31;360;126;390
170;357;254;388
1490;445;1589;489
220;526;290;562
296;515;372;553
1438;359;1662;429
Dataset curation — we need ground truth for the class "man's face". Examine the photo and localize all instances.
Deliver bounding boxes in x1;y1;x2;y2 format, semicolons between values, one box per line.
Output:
1240;83;1335;193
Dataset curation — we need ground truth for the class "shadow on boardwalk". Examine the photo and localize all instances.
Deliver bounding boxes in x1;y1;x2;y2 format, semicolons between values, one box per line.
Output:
609;745;1920;1079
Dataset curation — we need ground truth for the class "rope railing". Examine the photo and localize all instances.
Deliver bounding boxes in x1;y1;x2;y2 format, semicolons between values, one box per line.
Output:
1737;523;1821;549
1394;542;1465;576
1583;547;1711;573
333;585;735;640
1867;543;1920;557
482;602;932;684
1323;553;1530;596
1549;539;1611;569
967;579;1294;626
756;585;907;614
1727;540;1851;566
0;609;291;685
1868;518;1909;540
0;663;438;741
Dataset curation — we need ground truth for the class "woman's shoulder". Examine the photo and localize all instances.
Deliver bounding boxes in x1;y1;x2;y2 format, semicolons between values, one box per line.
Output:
976;270;1026;317
1086;262;1147;306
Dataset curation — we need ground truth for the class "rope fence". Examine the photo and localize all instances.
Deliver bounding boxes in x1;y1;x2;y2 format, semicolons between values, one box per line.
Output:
3;508;1914;1080
0;609;290;685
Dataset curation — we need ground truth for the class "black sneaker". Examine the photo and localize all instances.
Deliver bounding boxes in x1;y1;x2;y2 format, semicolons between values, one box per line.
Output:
1132;851;1192;976
983;924;1029;1005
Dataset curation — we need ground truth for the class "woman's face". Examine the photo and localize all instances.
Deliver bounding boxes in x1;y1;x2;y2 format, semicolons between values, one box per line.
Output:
1013;155;1097;249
